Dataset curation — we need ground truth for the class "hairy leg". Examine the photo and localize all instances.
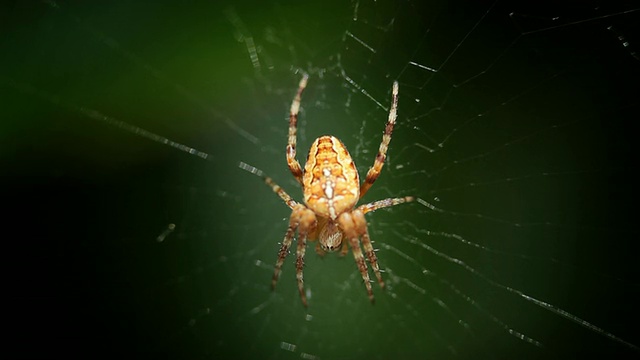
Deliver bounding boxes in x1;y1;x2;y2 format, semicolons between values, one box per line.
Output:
359;81;399;198
358;196;414;214
338;211;375;303
286;74;309;185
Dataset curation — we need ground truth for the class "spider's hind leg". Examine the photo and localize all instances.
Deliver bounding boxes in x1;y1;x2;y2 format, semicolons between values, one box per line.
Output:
272;223;295;291
272;203;316;307
294;206;317;307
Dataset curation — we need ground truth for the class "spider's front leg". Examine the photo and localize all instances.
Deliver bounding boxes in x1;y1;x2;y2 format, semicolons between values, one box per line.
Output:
271;204;316;307
295;208;316;307
338;209;382;303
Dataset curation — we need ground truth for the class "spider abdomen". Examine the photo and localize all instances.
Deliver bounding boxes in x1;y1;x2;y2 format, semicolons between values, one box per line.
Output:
303;136;360;220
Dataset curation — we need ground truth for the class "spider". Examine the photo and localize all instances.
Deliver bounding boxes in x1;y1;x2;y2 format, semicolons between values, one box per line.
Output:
252;74;413;306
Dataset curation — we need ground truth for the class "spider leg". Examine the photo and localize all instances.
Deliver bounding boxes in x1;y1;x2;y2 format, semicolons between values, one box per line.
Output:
272;223;295;291
358;196;414;214
296;207;316;307
239;162;298;210
272;204;306;290
361;230;384;289
272;204;316;307
349;235;374;303
350;209;384;292
264;176;298;210
296;233;308;306
360;81;399;199
356;196;413;289
338;211;375;303
287;74;309;185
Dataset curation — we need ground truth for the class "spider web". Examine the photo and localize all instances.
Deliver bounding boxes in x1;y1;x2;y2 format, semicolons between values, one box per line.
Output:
3;0;639;358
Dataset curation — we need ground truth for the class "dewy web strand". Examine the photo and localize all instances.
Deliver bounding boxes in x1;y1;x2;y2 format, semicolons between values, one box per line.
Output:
392;229;639;351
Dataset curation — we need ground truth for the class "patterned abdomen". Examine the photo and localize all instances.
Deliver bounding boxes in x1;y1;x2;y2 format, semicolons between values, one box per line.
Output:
303;136;360;220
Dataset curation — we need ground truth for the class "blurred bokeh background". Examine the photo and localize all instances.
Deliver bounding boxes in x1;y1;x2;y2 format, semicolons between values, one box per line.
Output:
2;0;639;358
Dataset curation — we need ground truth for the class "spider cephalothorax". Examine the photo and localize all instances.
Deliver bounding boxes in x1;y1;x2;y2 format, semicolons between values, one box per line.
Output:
256;74;413;306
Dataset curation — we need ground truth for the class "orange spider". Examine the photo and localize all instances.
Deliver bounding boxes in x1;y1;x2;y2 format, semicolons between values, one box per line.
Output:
251;74;413;306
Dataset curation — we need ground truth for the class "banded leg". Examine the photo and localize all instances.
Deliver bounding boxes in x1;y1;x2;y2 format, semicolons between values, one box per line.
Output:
358;196;414;215
272;222;296;290
296;233;308;306
287;74;309;185
361;230;384;289
264;176;298;210
239;161;298;209
360;81;399;199
338;211;375;303
357;196;414;287
349;236;374;303
272;204;308;290
295;206;316;307
349;209;382;295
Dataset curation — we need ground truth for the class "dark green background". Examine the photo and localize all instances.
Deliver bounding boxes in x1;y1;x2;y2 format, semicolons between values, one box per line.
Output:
2;0;638;359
